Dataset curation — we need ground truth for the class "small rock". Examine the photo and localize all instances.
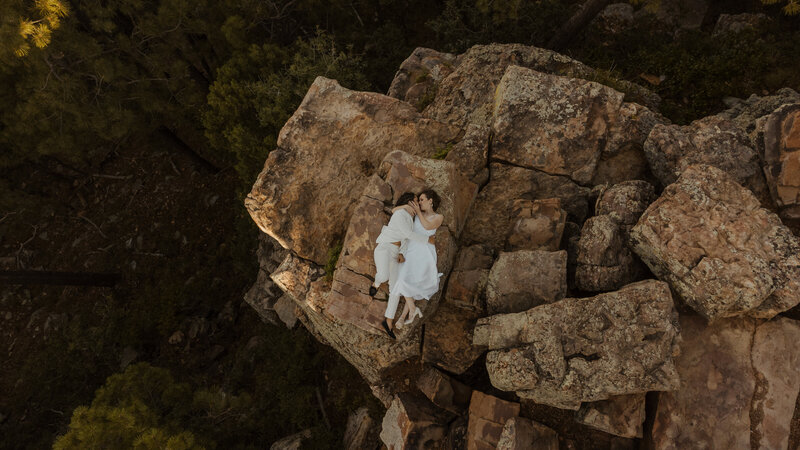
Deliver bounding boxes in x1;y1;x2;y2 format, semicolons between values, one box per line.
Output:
466;391;520;450
416;366;472;414
380;393;452;449
575;394;646;438
496;416;558;450
270;429;311;450
343;407;380;450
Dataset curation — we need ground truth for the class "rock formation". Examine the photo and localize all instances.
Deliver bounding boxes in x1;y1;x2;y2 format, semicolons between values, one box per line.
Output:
244;42;800;448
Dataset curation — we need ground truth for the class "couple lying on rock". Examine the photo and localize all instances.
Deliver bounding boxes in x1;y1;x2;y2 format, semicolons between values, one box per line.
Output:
370;190;443;339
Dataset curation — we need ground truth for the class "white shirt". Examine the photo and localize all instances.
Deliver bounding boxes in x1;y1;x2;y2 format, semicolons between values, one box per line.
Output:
375;208;429;254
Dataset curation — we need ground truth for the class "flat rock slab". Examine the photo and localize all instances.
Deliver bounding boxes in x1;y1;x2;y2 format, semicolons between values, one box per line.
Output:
630;164;800;320
246;77;462;264
462;163;590;251
422;302;485;375
492;65;625;185
652;315;800;450
466;391;521;450
486;250;567;315
575;394;646;438
496;417;559;450
474;280;680;410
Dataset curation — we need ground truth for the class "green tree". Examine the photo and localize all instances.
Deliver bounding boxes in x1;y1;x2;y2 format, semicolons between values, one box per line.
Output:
762;0;800;15
0;0;69;60
53;363;210;449
203;30;370;186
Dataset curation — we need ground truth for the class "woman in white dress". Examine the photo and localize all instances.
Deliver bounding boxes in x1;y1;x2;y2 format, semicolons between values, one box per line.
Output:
392;189;443;328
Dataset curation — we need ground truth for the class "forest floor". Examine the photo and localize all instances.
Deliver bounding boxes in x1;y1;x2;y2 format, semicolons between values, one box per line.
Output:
0;134;377;448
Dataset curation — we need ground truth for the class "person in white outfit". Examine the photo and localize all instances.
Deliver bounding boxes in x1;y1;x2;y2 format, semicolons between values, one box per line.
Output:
372;192;435;339
387;189;444;332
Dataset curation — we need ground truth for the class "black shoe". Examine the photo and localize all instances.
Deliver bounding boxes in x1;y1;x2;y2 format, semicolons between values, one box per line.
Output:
381;319;396;339
369;286;378;297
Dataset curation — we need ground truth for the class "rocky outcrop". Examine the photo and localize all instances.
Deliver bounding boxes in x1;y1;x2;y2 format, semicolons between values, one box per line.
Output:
631;164;800;320
575;394;646;438
243;234;289;325
575;181;655;291
652;315;800;450
643;116;771;203
246;77;462;264
485;250;567;314
474;280;680;410
713;13;769;36
466;391;521;450
496;417;559;450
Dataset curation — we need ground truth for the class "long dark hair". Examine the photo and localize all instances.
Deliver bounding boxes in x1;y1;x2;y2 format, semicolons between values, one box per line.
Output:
420;189;440;211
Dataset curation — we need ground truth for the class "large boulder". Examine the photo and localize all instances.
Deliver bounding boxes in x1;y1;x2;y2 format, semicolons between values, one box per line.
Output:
761;103;800;222
387;47;457;110
243;234;290;325
416;366;473;415
485;250;567;314
245;77;462;264
466;391;521;450
575;181;656;292
462;163;590;251
474;280;680;410
496;417;559;450
343;407;381;450
380;392;453;449
492;65;662;186
630;164;800;320
643;116;770;204
652;315;800;450
506;198;566;252
575;394;646;438
423;44;659;128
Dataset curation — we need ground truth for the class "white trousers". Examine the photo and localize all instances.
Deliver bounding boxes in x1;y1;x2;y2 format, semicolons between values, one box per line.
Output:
374;242;400;291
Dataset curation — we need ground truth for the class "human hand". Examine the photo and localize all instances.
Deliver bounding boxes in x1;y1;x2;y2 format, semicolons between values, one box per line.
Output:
398;254;406;263
410;200;422;215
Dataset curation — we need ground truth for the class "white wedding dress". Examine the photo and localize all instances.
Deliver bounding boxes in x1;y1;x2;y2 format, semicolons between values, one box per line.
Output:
392;215;442;300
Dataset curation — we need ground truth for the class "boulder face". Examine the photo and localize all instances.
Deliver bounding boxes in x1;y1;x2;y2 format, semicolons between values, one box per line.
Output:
630;164;800;320
387;47;457;110
506;198;566;252
762;103;800;219
466;391;521;450
652;315;800;450
643;116;770;203
575;394;646;439
245;77;462;264
485;250;567;315
474;280;681;410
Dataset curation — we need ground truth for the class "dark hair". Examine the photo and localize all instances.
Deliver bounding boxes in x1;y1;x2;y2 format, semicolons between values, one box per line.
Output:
420;189;441;211
395;192;416;207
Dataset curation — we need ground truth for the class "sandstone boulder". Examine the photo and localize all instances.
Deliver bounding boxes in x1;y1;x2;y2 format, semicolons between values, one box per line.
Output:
380;392;453;449
462;163;590;251
474;280;680;410
575;215;639;292
496;417;559;450
466;391;521;450
486;250;567;314
417;366;473;414
445;124;491;186
762;103;800;220
343;407;380;450
630;164;800;320
506;198;567;252
575;394;646;438
493;65;662;185
652;315;800;450
594;180;656;226
719;88;800;133
245;77;462;264
387;47;457;110
424;44;659;128
643;116;770;203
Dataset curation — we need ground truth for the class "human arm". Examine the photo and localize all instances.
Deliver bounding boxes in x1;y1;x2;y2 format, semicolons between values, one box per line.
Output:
410;201;444;230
